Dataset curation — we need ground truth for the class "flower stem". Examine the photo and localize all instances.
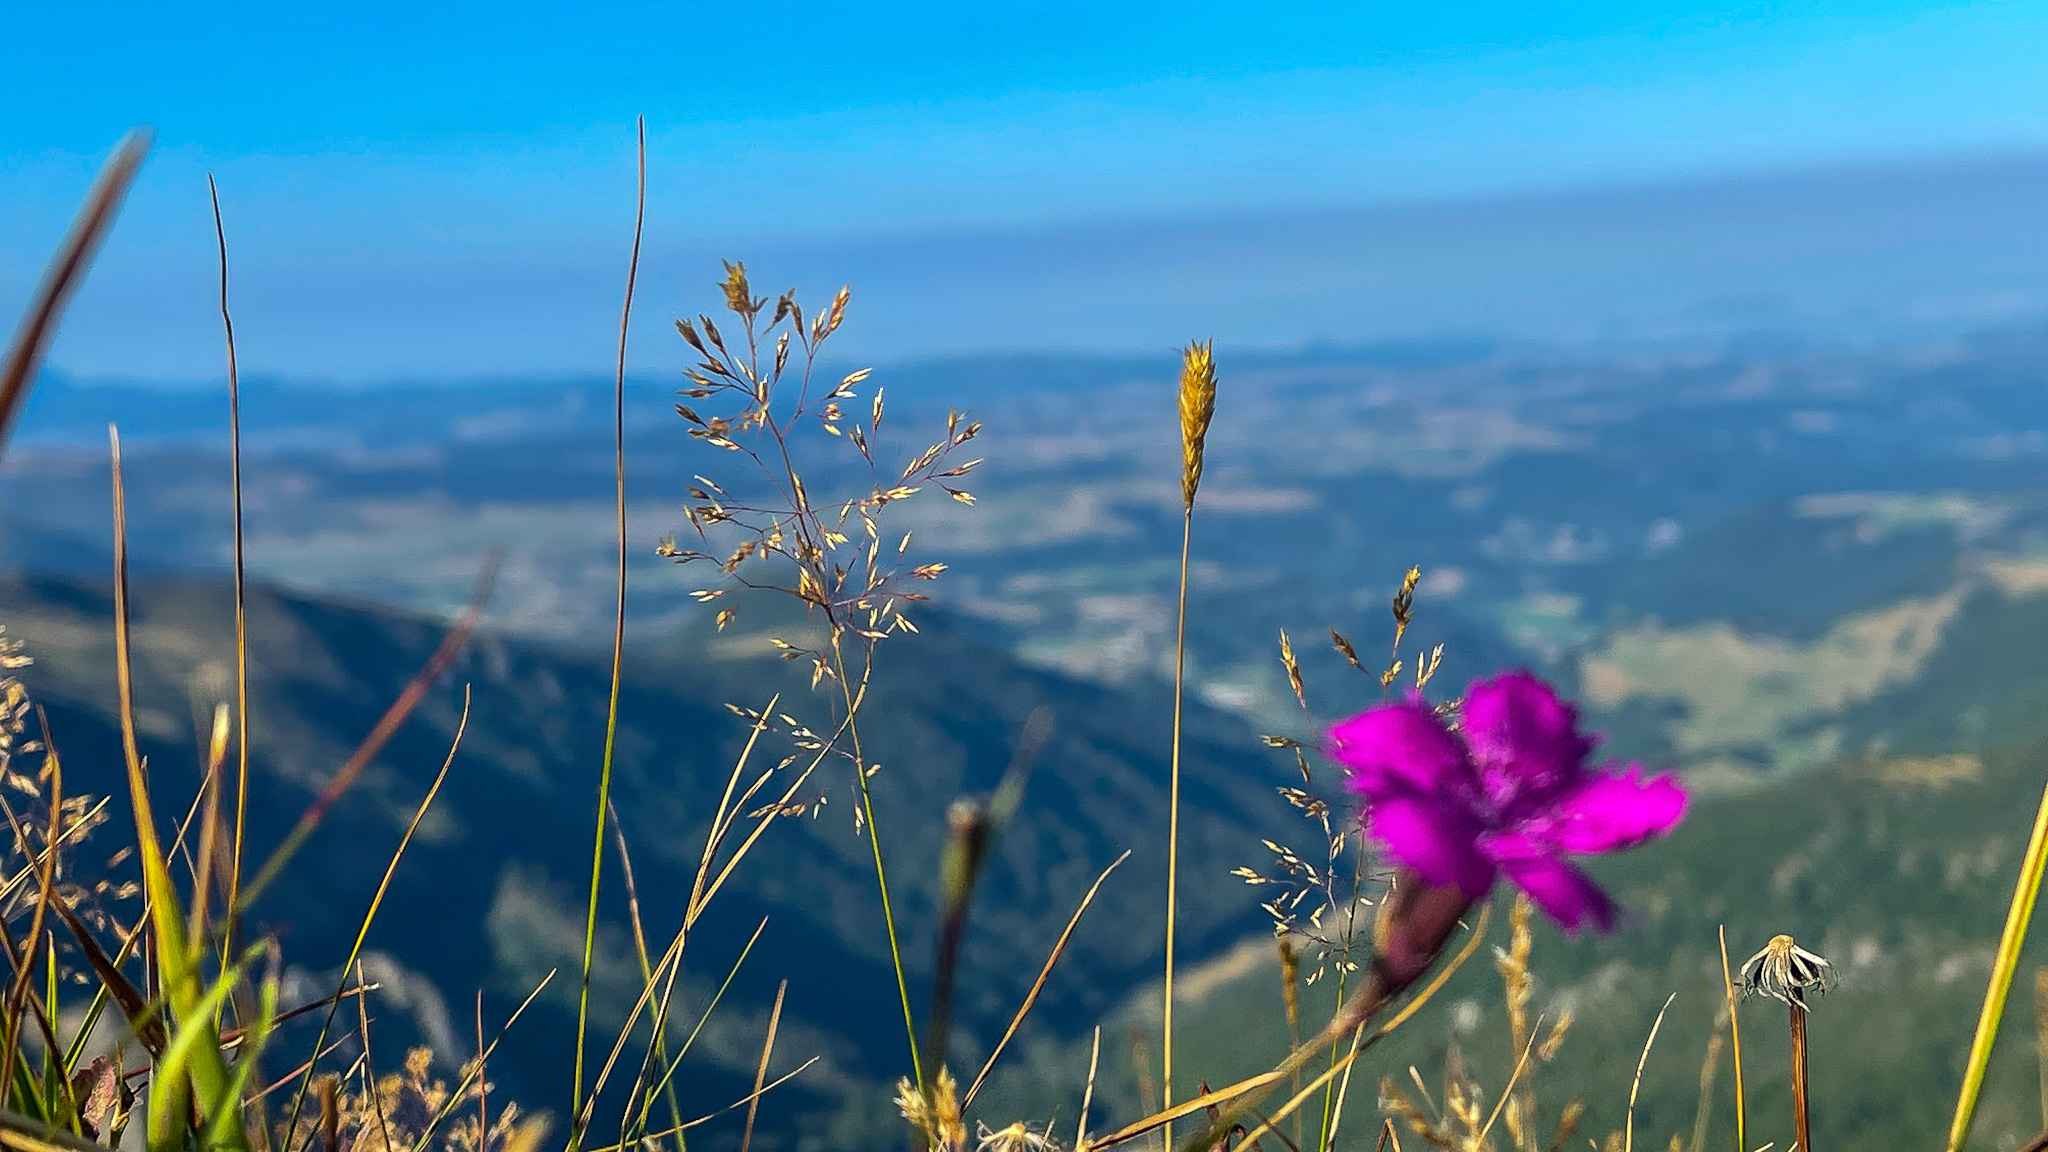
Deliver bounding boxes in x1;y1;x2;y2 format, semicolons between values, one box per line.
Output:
1165;505;1193;1146
1789;1005;1810;1152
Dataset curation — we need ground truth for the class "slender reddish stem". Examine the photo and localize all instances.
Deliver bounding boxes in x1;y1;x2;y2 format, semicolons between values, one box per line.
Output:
1790;1005;1811;1152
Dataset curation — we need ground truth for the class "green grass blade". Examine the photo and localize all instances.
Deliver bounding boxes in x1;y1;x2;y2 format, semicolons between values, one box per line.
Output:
111;428;244;1152
204;960;278;1150
629;918;770;1143
147;959;249;1150
572;114;645;1141
1948;777;2048;1152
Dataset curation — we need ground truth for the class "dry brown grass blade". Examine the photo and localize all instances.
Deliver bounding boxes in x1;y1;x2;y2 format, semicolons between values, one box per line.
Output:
1719;926;1746;1152
569;919;693;1143
739;980;786;1152
1099;903;1491;1152
580;1056;823;1152
0;131;150;465
0;715;65;1109
606;800;687;1145
282;687;474;1149
238;553;497;913
963;849;1131;1106
353;962;395;1152
1624;993;1678;1152
0;910;67;1115
1225;1050;1374;1152
1078;1025;1102;1152
685;694;778;918
1477;1015;1545;1144
49;895;162;1054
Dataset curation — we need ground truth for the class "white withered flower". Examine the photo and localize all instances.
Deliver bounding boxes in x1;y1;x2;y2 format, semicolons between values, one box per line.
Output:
1740;934;1836;1010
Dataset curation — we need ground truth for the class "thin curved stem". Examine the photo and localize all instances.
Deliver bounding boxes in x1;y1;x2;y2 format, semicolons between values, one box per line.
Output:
830;631;923;1092
1164;506;1193;1142
572;115;644;1139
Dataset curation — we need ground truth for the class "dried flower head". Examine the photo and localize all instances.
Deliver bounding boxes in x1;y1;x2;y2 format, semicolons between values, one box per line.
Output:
1328;670;1688;933
977;1120;1061;1152
1177;339;1217;508
1739;935;1836;1010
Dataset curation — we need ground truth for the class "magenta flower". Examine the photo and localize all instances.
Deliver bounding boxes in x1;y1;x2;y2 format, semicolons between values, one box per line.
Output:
1327;670;1687;934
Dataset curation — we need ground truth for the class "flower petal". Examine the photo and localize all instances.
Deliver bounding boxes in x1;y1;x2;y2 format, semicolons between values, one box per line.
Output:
1483;832;1617;934
1548;766;1688;854
1327;699;1475;799
1367;798;1496;899
1460;670;1597;813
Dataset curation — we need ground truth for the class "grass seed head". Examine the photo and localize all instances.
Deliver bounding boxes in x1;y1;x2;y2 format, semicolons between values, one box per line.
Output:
1178;339;1217;508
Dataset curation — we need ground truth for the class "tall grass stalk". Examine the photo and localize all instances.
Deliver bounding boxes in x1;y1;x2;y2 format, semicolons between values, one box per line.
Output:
1163;339;1216;1144
1948;776;2048;1152
0;131;149;463
110;426;246;1152
605;804;688;1146
830;630;924;1092
739;980;786;1152
206;175;254;968
1624;993;1676;1152
1720;926;1747;1152
572;114;645;1138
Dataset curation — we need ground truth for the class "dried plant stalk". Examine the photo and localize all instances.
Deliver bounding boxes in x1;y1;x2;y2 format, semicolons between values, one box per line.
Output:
1165;338;1218;1141
1789;1004;1810;1152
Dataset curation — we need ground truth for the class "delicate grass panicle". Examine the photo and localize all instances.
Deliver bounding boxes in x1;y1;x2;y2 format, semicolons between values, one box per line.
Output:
658;258;983;1098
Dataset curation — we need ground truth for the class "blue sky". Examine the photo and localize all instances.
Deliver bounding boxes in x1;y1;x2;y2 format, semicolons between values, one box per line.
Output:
11;1;2048;378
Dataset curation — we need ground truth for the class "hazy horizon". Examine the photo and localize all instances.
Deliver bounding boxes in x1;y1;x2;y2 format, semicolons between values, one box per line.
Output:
12;145;2048;386
14;1;2048;379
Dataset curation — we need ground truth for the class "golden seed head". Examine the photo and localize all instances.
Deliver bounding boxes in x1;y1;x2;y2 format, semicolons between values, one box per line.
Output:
1177;339;1217;508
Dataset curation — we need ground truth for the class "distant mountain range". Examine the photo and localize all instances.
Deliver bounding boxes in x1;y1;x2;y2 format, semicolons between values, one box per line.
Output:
1;569;1312;1147
19;558;2048;1151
